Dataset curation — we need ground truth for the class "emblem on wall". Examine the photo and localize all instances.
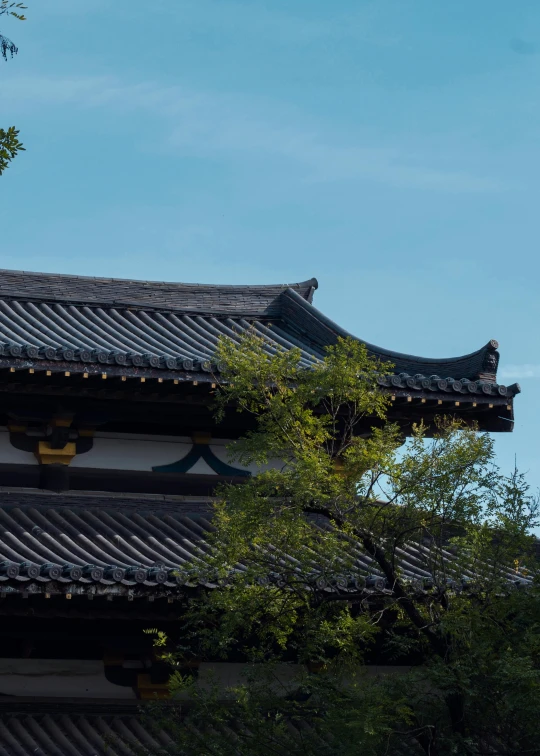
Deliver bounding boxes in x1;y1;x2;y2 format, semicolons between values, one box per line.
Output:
152;435;251;477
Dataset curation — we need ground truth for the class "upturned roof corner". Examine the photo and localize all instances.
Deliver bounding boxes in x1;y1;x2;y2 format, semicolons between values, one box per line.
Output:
0;268;518;432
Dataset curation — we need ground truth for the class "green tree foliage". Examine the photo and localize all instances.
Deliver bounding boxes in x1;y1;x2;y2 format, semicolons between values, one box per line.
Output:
1;2;26;175
0;125;24;174
151;334;540;756
0;1;26;60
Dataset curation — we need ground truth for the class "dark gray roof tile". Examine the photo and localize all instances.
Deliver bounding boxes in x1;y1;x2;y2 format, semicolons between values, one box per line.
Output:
0;269;318;315
0;269;507;385
0;711;175;755
0;491;530;592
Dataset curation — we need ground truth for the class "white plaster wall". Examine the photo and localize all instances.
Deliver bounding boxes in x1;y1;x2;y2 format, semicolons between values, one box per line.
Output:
0;660;412;699
195;663;299;698
0;659;136;698
0;425;285;475
71;435;193;471
71;433;284;475
211;443;284;474
0;427;38;465
176;663;413;699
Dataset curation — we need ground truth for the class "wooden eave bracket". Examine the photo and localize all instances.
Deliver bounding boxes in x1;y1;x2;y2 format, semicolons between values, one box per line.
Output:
35;440;77;466
136;673;171;700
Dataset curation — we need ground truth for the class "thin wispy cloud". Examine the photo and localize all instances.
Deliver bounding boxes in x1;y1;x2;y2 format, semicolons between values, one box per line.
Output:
0;74;503;193
499;365;540;379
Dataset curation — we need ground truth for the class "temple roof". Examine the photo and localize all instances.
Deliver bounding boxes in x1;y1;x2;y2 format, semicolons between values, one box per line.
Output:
0;704;176;755
0;491;530;599
0;269;518;401
0;268;318;315
0;491;212;593
0;699;320;755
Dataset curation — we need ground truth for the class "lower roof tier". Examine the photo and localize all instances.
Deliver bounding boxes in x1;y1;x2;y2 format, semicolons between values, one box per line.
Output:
0;704;177;756
0;699;318;756
0;490;531;601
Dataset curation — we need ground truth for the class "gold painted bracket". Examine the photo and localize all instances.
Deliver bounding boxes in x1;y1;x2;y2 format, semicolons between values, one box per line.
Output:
136;673;171;700
35;441;77;466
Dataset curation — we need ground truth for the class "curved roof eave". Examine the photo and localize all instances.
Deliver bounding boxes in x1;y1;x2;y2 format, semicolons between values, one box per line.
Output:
282;288;499;381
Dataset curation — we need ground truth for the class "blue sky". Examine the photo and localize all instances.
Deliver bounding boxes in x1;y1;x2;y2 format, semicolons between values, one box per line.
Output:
1;0;539;492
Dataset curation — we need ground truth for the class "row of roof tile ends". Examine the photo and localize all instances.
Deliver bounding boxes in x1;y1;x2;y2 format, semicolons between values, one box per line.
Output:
378;373;517;397
0;341;217;372
0;340;518;397
0;560;531;593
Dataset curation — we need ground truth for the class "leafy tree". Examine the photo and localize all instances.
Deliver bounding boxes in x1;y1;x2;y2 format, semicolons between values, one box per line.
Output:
0;125;24;174
1;1;26;175
150;334;540;756
0;0;26;59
